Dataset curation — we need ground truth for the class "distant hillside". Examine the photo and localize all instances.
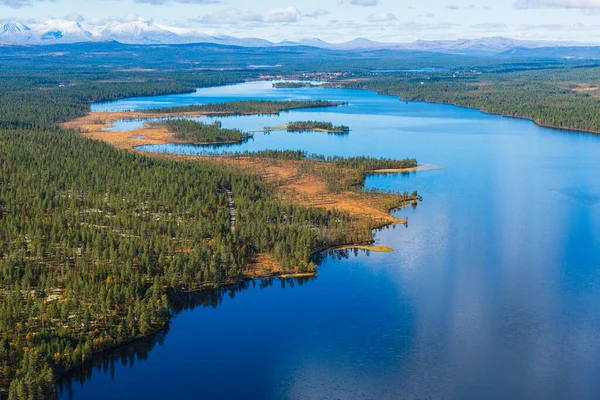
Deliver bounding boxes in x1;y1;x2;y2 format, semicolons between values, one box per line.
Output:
502;46;600;60
1;19;597;56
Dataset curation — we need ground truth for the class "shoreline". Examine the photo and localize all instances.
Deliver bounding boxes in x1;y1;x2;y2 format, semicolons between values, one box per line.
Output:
360;90;600;136
56;196;412;389
369;164;444;174
433;100;600;135
263;124;350;134
57;268;320;389
332;245;394;252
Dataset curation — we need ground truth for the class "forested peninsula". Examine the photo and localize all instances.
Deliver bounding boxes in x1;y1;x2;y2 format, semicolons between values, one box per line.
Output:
140;100;346;115
0;73;417;399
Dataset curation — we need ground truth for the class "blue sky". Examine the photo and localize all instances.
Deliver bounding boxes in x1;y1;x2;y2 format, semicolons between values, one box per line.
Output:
1;0;598;42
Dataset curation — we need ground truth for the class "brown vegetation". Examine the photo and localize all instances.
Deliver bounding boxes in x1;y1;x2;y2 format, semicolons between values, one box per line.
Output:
221;157;410;227
61;111;236;149
61;110;229;133
572;84;599;93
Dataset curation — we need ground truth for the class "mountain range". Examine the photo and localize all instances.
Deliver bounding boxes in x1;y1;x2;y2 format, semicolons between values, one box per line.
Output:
0;19;596;55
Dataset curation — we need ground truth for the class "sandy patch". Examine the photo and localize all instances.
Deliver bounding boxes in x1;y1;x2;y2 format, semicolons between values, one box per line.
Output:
572;84;599;94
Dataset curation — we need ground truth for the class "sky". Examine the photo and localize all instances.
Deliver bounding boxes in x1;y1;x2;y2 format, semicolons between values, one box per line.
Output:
1;0;599;43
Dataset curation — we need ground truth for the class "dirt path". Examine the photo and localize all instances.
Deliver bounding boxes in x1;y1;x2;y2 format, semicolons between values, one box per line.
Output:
226;189;236;232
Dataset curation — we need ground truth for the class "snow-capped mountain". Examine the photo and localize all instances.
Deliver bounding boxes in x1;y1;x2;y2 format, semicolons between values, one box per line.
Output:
98;20;182;44
1;22;31;35
0;18;594;53
397;37;562;54
1;20;96;43
0;18;275;46
35;19;94;42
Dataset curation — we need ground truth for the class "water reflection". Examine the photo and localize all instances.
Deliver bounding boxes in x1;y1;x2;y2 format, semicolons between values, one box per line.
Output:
58;327;170;400
58;275;316;398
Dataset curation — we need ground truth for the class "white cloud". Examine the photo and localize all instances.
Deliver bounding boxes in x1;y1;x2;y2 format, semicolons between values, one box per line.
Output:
396;21;458;31
262;7;301;23
199;7;301;25
514;0;600;8
470;23;508;30
87;16;112;25
134;0;221;4
63;13;85;22
367;12;397;22
305;9;329;18
120;13;145;23
200;9;259;24
446;4;491;10
348;0;380;6
0;0;53;9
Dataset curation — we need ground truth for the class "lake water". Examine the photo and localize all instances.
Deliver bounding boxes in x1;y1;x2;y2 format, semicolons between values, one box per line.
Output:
62;81;600;399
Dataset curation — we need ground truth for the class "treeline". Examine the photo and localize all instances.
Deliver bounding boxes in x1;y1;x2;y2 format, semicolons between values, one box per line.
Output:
273;82;319;88
286;121;350;133
141;100;347;115
227;149;416;170
152;119;253;144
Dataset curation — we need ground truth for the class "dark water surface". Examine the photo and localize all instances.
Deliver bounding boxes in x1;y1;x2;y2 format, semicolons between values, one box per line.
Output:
61;81;600;399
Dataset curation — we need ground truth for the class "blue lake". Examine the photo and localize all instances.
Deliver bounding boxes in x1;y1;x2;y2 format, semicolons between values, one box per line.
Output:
62;81;600;399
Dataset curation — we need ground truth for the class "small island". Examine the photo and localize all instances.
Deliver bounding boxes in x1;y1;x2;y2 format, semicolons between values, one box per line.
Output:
273;82;320;89
265;121;350;134
149;119;253;144
288;121;350;133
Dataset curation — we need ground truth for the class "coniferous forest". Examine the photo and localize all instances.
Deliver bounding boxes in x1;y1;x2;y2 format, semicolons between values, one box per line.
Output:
151;119;253;144
141;100;346;115
286;121;350;132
